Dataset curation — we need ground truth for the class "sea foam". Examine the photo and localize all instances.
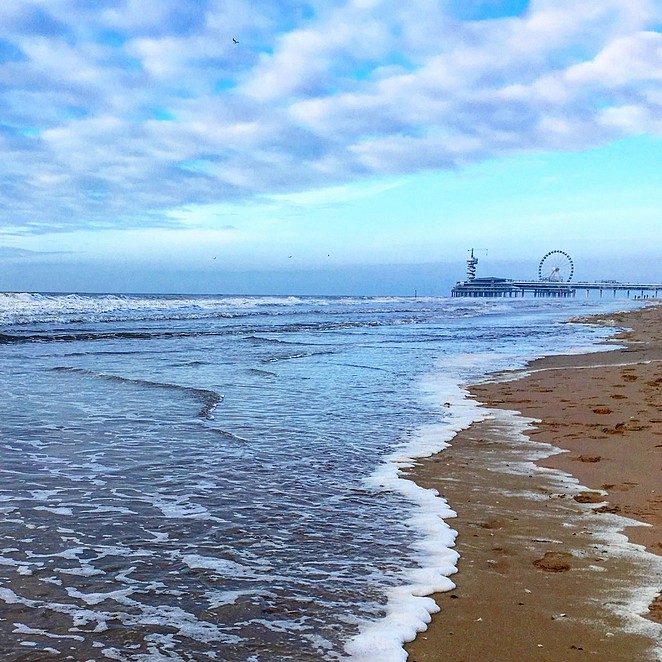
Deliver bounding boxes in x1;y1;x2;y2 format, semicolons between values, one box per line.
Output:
346;375;487;661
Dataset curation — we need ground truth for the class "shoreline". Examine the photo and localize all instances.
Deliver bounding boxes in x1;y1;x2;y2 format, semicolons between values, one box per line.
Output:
405;304;661;660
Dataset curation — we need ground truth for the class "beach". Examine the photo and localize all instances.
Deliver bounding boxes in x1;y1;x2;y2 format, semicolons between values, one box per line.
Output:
406;304;661;661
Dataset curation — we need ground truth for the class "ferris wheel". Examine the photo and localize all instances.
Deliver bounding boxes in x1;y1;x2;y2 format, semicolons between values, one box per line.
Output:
538;250;574;282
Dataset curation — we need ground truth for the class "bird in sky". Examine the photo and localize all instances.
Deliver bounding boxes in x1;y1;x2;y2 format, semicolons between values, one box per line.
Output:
232;38;239;44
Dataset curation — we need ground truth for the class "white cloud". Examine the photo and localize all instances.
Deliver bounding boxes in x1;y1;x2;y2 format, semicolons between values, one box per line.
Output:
598;104;657;134
269;178;404;205
566;31;662;86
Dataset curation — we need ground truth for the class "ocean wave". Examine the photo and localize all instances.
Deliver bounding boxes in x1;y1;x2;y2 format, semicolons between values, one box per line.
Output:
260;349;336;363
1;291;598;329
0;291;541;328
0;292;440;326
51;367;223;419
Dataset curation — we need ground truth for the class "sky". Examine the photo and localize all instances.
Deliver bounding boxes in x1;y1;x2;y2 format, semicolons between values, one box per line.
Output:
0;0;660;294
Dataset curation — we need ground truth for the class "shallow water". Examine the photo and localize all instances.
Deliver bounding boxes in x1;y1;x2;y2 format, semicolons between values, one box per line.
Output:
0;293;637;660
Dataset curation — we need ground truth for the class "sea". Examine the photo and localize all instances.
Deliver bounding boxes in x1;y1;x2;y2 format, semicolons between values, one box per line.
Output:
0;292;640;661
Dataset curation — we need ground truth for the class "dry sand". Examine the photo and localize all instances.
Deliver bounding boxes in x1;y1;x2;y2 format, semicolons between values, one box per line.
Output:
405;304;661;661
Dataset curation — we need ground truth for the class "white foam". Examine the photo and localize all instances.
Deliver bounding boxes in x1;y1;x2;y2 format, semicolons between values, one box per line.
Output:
181;554;257;578
147;494;222;522
0;556;26;567
0;557;41;577
144;530;170;542
76;504;139;515
0;586;243;647
302;632;335;654
205;589;249;608
34;506;74;516
56;565;104;577
29;490;63;500
12;623;84;641
65;586;135;606
346;376;486;661
27;546;86;560
0;587;36;606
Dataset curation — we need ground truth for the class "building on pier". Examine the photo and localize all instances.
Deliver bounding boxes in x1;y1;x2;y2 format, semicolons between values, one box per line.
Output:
451;249;526;297
452;277;522;297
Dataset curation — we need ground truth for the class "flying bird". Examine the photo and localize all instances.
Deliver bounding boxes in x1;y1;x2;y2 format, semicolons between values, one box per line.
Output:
232;38;239;44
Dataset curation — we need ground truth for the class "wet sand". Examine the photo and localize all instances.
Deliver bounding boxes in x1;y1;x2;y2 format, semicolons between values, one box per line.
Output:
406;304;661;661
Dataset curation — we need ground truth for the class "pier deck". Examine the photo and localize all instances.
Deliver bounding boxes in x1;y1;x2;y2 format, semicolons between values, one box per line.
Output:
452;280;661;298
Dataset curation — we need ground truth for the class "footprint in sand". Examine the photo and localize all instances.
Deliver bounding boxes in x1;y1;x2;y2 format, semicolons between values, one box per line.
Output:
573;491;605;503
602;423;625;434
602;482;637;492
576;455;601;462
477;519;503;530
533;551;573;572
593;504;621;514
486;558;510;574
592;407;612;414
648;595;662;621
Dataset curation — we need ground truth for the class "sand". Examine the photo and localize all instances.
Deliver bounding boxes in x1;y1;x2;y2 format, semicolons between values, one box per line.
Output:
405;304;662;661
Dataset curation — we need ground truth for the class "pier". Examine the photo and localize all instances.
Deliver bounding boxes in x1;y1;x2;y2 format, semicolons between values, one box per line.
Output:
451;250;661;299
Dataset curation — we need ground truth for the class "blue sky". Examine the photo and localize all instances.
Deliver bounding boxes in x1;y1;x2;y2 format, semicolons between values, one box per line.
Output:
0;0;660;294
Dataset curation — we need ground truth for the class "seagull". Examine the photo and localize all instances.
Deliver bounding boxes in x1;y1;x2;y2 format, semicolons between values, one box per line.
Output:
232;38;239;44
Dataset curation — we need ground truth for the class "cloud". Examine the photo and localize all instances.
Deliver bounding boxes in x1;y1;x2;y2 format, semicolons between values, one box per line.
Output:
0;245;69;259
0;0;660;234
269;178;405;205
